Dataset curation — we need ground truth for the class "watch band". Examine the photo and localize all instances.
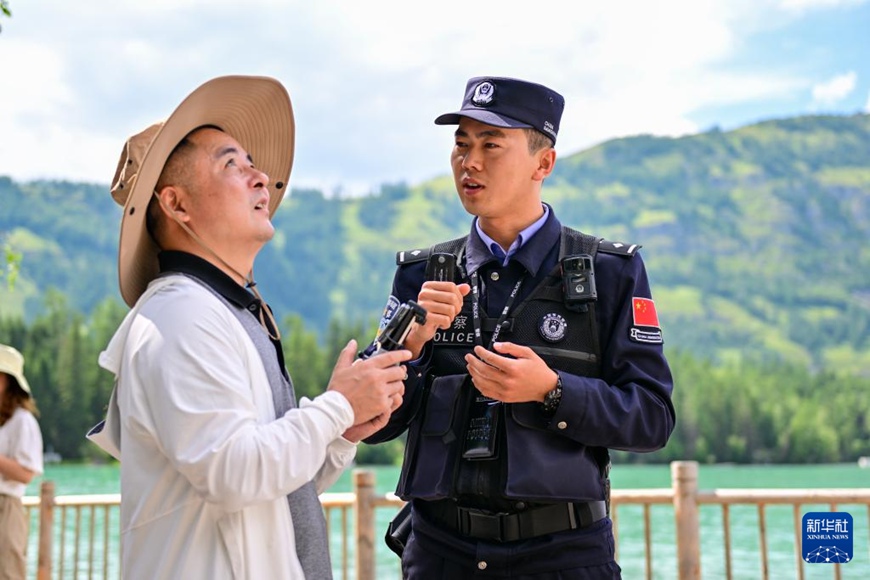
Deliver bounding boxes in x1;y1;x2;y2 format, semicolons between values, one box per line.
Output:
542;375;563;414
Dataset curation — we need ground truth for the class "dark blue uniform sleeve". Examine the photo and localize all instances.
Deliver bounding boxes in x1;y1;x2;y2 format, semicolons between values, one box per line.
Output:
363;261;431;444
546;251;675;452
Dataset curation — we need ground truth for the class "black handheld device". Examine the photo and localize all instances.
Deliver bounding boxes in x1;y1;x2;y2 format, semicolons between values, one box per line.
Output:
461;391;501;460
359;300;427;360
561;254;597;310
425;252;456;282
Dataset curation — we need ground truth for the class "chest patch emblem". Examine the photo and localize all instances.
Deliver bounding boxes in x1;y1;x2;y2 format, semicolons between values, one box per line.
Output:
539;313;568;343
378;295;400;333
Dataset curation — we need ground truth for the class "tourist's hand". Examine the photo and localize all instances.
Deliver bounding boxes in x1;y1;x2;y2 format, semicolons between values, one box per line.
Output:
327;340;410;425
343;411;392;443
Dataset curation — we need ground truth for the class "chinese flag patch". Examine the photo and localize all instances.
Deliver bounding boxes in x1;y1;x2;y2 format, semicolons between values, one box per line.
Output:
632;297;660;328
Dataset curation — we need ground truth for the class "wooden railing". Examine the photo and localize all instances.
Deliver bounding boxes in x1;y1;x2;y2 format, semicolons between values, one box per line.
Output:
23;461;870;579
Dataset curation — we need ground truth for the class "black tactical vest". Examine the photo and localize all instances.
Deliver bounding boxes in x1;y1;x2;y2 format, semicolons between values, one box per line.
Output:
422;226;603;379
393;227;638;504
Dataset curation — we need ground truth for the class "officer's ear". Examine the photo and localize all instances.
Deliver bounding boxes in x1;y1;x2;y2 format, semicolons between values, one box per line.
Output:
532;148;556;182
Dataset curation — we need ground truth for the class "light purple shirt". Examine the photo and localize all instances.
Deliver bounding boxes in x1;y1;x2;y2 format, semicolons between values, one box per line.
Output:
475;204;550;266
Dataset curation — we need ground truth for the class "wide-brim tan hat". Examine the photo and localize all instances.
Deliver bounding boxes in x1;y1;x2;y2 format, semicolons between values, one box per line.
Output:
110;75;295;307
0;344;31;396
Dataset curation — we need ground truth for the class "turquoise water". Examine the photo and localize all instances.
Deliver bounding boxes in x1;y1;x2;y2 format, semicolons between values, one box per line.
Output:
26;462;870;579
27;461;870;496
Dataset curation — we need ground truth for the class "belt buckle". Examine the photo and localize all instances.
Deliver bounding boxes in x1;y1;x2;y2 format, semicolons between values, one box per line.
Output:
459;507;504;541
566;502;578;529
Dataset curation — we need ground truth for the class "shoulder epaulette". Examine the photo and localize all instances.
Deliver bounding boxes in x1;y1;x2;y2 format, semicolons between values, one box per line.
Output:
395;247;431;266
597;239;642;257
397;235;468;266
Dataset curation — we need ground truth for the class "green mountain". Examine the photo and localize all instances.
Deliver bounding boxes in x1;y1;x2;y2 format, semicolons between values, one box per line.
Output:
2;113;869;375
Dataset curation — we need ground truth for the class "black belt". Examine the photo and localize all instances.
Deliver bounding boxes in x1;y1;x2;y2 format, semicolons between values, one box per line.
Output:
420;500;607;543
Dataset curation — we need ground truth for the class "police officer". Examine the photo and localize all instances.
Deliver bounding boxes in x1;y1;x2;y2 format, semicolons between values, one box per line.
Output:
367;76;676;579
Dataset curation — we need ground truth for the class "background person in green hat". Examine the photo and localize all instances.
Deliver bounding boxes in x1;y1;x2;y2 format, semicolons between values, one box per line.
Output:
0;343;44;580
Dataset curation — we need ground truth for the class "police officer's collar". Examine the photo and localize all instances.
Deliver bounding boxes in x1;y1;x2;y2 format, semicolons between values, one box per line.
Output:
157;250;260;311
475;204;550;264
464;204;562;277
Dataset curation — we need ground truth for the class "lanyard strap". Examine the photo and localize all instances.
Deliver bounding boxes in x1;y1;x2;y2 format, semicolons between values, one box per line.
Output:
464;268;525;451
470;269;524;350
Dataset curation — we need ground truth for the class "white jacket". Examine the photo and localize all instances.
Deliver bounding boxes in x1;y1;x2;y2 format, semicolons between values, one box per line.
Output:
96;276;356;579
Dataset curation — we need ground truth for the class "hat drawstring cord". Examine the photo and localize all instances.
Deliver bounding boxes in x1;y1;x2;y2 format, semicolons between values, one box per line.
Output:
152;191;281;341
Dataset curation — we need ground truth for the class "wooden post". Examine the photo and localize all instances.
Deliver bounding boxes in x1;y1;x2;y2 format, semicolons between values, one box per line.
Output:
37;480;54;580
354;469;376;580
672;461;701;579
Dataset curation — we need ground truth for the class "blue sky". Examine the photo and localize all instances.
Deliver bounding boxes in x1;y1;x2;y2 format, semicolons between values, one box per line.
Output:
1;0;868;197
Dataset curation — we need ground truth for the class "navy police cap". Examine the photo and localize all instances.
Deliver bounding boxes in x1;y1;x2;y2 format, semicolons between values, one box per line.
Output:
434;76;565;145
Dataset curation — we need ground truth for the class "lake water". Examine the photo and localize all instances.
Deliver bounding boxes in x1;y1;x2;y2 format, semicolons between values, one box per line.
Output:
26;462;870;579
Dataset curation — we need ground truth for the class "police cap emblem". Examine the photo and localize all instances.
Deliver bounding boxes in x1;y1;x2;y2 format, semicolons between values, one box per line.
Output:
539;313;567;343
472;81;495;106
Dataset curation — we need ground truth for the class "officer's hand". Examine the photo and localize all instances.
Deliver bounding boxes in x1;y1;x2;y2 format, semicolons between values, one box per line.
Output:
327;340;411;430
464;342;559;403
404;281;471;358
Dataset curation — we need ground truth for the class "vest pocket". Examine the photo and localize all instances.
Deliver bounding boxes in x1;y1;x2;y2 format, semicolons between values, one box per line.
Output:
403;374;467;499
421;374;464;435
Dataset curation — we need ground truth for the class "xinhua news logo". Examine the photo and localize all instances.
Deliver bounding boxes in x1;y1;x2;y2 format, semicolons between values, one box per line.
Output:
802;512;853;564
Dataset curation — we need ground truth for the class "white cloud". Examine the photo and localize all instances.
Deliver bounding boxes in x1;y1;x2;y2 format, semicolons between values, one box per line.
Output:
0;40;70;117
811;72;857;106
0;0;866;193
779;0;866;12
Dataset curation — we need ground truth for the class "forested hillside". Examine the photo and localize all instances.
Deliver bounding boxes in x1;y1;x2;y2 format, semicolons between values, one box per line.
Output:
549;114;870;373
2;113;869;373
